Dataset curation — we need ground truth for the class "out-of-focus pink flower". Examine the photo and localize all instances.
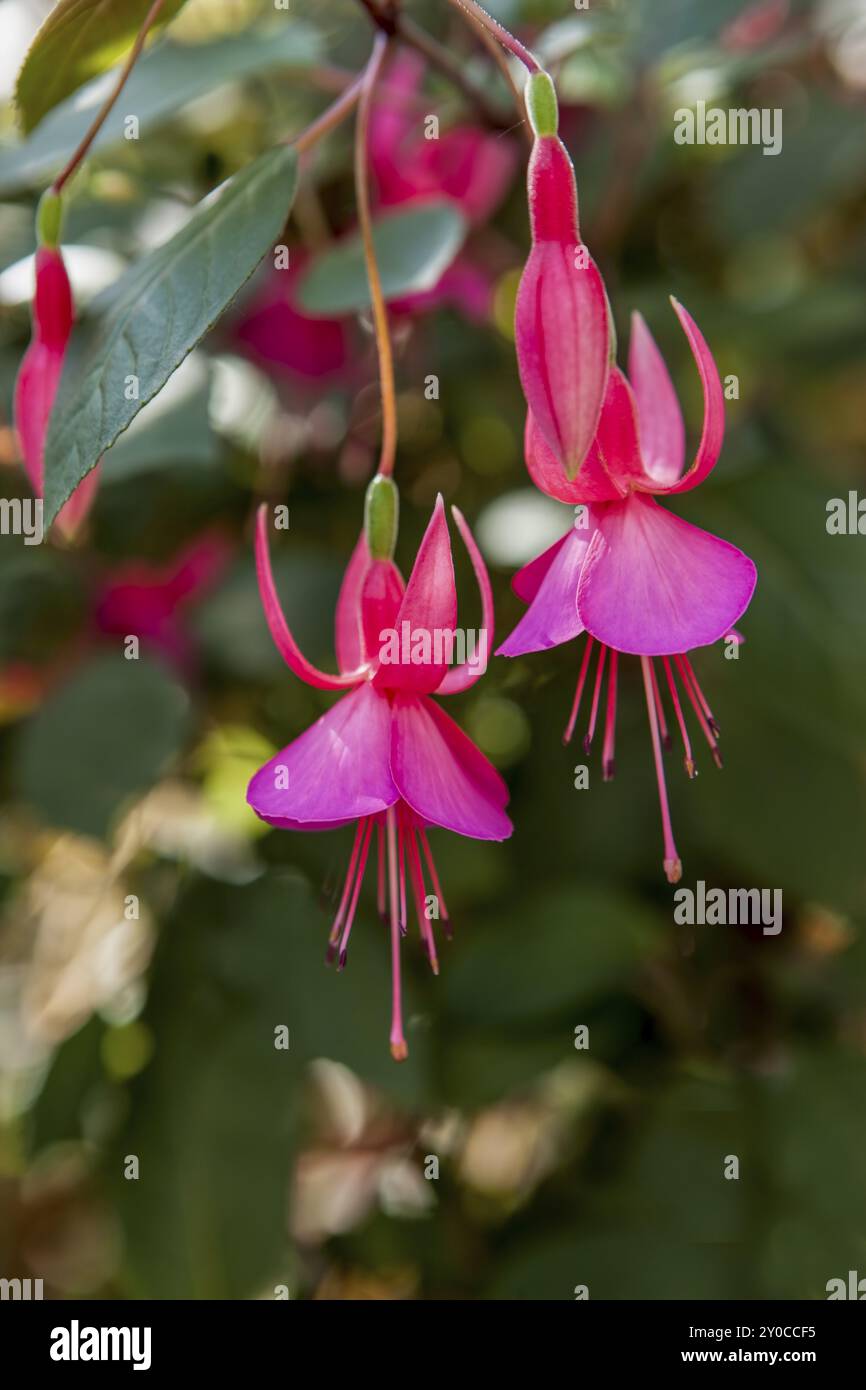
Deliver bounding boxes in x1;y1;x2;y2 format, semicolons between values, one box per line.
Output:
94;530;232;675
14;245;99;539
515;74;611;480
721;0;789;51
370;51;517;228
247;496;511;1060
499;300;756;883
233;257;352;383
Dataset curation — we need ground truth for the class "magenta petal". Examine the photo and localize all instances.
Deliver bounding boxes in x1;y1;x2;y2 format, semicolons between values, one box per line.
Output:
576;494;757;656
511;531;571;603
378;494;457;694
335;531;371;673
390;694;512;840
576;367;648;500
647;299;725;496
247;682;397;828
437;505;493;695
497;527;590;657
628;311;685;487
524;411;604;503
254;505;363;690
515;242;610;480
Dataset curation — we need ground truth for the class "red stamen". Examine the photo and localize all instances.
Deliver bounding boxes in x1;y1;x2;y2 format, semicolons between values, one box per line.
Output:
407;827;439;974
583;643;608;754
336;817;374;970
419;827;451;938
564;636;594;745
602;650;618;780
376;819;386;924
386;807;408;1061
675;655;722;768
680;655;721;737
397;805;408;937
662;656;696;779
327;818;366;962
649;658;672;751
640;657;682;884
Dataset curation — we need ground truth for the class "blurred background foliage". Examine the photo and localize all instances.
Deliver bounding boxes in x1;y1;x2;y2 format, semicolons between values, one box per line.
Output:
0;0;865;1300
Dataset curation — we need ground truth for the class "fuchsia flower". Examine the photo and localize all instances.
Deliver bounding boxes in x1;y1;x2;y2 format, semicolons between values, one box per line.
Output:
14;241;99;539
515;73;611;479
370;51;516;227
247;494;512;1060
498;299;757;883
233;257;352;385
94;530;232;675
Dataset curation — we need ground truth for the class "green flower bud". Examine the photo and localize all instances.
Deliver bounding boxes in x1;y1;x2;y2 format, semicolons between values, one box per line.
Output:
525;71;559;139
364;474;399;561
36;190;64;248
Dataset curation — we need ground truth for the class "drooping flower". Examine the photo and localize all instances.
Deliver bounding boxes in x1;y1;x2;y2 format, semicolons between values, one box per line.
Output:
514;72;611;479
247;489;511;1060
14;194;99;539
498;299;757;882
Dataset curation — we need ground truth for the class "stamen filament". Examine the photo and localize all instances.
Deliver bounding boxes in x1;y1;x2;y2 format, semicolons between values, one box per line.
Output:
397;805;408;937
327;819;367;960
337;818;374;969
419;827;451;937
680;655;721;737
649;659;672;751
675;656;722;768
563;637;595;745
640;657;682;884
376;819;386;922
584;644;608;754
407;828;439;974
386;807;408;1061
602;650;618;780
662;656;696;779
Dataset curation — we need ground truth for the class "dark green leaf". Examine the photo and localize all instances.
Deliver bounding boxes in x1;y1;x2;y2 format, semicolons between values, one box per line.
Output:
44;146;297;524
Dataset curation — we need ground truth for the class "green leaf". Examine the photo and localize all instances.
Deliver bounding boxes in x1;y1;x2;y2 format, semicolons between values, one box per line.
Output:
109;874;306;1298
16;655;190;838
44;146;297;524
15;0;188;136
296;201;467;315
0;22;322;194
444;884;664;1026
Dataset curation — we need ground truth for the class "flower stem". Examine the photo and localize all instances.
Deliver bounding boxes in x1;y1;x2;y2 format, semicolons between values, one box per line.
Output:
354;33;398;480
52;0;169;195
355;0;512;128
448;0;541;74
292;71;366;155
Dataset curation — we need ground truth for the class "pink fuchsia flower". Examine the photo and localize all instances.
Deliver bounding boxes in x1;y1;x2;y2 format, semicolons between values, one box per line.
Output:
370;51;517;228
515;73;611;480
247;492;511;1060
498;299;757;883
94;530;232;676
233;257;352;385
14;203;100;539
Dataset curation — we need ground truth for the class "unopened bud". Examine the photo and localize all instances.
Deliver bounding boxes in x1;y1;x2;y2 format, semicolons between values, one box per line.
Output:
364;474;399;560
36;190;63;249
525;71;559;139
